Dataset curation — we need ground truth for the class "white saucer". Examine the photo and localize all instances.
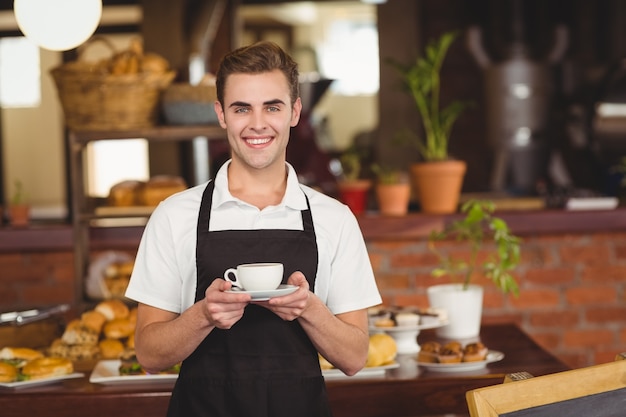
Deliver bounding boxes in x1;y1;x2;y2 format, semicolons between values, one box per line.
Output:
226;284;298;301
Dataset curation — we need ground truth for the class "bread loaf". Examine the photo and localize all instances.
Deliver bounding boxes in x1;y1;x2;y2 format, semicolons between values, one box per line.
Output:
366;333;397;367
107;180;144;207
140;175;187;206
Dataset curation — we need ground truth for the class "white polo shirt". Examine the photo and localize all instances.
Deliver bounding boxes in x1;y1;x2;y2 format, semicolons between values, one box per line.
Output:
125;161;382;315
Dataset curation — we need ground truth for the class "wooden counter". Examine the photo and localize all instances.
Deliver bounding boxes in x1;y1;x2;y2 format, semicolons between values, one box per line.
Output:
0;323;568;417
3;207;626;253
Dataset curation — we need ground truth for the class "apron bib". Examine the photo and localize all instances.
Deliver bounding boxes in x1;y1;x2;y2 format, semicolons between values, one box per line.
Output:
167;181;333;417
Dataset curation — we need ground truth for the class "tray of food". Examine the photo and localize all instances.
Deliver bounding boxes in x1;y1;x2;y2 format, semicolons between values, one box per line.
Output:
0;347;83;389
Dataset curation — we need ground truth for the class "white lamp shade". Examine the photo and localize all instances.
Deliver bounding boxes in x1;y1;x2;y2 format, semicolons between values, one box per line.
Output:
14;0;102;51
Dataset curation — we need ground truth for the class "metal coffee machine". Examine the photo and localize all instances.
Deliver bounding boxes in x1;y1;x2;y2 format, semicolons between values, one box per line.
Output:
467;2;567;194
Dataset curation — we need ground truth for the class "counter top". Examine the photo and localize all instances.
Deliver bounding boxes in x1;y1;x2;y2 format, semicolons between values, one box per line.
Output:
0;323;568;417
2;207;626;252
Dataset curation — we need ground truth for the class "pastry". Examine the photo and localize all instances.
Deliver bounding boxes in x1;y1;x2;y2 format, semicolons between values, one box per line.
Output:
463;342;488;362
374;318;395;328
103;318;135;339
99;338;125;359
21;357;73;380
95;299;130;321
438;342;463;363
61;320;99;346
417;341;440;363
395;312;420;327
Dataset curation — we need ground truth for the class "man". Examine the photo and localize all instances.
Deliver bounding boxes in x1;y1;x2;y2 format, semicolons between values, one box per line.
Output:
125;41;381;417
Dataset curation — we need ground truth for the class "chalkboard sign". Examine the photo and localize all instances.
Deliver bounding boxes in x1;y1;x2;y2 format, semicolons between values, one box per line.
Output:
500;387;626;417
466;358;626;417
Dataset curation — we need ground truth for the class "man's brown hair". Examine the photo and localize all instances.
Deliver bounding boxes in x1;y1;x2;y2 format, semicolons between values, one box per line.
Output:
215;41;300;107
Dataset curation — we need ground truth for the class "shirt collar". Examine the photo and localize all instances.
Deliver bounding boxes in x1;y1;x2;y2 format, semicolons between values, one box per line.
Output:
212;159;307;210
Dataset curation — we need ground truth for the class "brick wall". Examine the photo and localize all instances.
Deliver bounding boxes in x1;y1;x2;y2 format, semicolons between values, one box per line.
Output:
1;232;625;370
367;231;626;369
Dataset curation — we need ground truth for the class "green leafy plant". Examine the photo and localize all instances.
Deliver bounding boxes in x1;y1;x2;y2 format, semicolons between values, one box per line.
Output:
11;180;28;205
339;143;369;182
371;164;408;185
428;200;521;295
390;31;469;162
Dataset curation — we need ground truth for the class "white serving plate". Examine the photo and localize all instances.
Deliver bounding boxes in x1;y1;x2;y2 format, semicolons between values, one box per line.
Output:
322;362;400;379
369;318;448;333
89;360;178;385
0;373;84;390
416;350;504;373
369;319;449;355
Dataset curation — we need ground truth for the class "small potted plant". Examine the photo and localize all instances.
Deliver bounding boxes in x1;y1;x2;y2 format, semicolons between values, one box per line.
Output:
371;164;411;216
9;179;30;227
336;144;372;215
427;200;521;339
390;30;470;214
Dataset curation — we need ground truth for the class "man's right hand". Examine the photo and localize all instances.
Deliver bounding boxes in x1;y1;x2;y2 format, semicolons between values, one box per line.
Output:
202;279;251;329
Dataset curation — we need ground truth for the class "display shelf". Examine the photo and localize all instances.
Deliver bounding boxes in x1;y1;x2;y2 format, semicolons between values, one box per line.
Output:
68;124;227;306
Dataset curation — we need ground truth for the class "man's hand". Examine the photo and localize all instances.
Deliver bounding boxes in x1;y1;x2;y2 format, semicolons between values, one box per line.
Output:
203;278;251;329
256;271;310;321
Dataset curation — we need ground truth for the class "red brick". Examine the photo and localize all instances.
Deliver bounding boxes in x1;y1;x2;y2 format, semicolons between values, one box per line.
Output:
394;293;429;308
581;265;626;283
368;252;384;272
560;245;610;266
510;289;560;309
566;286;617;305
482;290;505;309
595;350;625;364
519;245;554;267
585;306;626;323
615;243;626;261
528;331;561;351
563;329;613;347
415;272;444;288
524;267;575;286
528;310;579;327
559;352;589;369
375;273;412;291
390;251;439;269
482;312;522;325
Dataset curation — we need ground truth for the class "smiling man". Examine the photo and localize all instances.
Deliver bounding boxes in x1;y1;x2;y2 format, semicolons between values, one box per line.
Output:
125;41;381;417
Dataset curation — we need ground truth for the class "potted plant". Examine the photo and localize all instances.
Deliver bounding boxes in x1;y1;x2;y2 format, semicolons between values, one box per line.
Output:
8;179;30;227
371;164;411;216
336;144;372;215
427;199;521;339
390;31;469;214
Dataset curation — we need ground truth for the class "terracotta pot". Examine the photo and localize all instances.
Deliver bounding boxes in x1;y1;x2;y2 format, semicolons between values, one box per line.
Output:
338;179;372;215
410;160;466;214
375;183;411;216
8;204;30;227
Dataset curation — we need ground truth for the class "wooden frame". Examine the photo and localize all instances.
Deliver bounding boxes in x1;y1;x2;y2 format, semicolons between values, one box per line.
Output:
466;355;626;417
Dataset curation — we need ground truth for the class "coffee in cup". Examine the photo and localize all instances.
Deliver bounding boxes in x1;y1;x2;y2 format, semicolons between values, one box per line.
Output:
224;263;284;291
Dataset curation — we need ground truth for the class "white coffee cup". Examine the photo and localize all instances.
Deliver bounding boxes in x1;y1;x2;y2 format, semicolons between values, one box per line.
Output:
224;263;284;291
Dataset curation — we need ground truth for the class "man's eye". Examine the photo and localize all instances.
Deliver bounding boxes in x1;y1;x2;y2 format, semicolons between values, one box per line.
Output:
235;107;249;113
267;106;280;112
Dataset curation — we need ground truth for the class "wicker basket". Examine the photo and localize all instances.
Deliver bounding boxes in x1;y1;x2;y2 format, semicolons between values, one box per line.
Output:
50;39;176;131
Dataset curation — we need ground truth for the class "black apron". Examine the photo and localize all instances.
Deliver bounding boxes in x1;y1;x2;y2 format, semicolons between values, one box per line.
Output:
167;180;333;417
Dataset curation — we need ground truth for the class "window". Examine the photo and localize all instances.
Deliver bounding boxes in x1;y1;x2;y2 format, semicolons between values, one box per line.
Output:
86;139;149;198
318;20;379;95
0;37;40;107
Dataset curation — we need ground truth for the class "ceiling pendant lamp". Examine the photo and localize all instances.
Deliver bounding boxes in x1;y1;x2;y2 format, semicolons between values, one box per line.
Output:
14;0;102;51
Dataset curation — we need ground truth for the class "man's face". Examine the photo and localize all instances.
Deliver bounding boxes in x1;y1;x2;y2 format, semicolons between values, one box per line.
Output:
215;70;302;171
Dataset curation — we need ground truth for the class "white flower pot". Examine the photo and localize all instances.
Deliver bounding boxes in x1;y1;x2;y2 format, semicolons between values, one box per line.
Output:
427;284;484;340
